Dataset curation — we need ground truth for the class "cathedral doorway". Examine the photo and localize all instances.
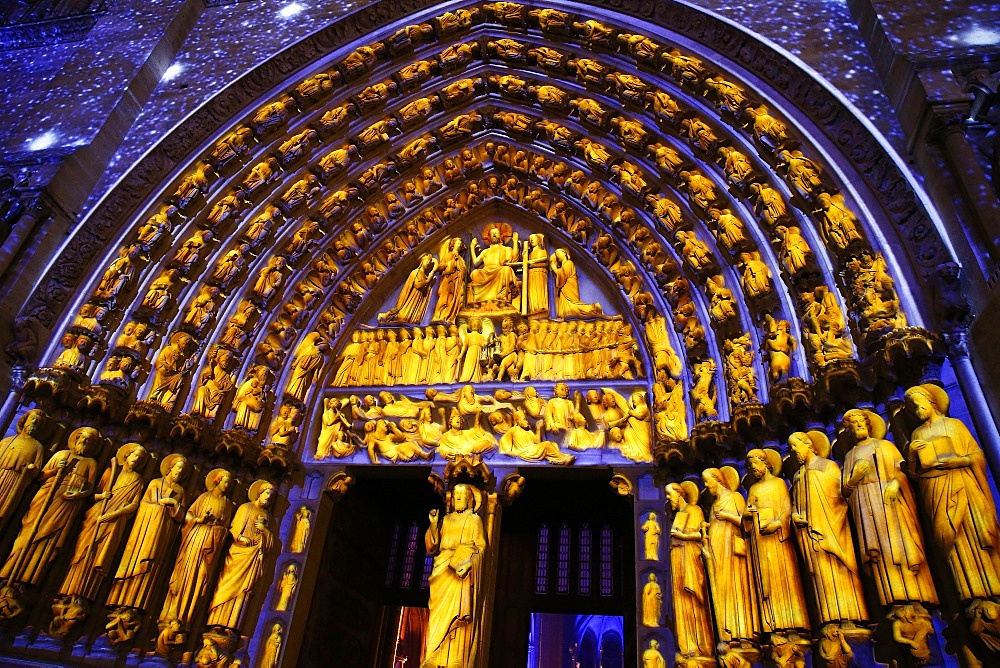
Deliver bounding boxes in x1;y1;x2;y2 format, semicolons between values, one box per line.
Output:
490;469;636;667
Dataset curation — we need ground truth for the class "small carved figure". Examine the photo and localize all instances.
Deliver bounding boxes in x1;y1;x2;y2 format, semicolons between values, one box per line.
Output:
890;604;934;665
209;128;254;168
642;573;662;626
148;332;198;412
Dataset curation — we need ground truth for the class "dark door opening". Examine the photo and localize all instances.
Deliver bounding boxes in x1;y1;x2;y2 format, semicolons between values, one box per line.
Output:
490;469;636;667
297;468;439;667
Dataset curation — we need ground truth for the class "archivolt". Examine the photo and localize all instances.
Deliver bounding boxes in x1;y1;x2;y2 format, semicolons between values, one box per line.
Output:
20;1;947;464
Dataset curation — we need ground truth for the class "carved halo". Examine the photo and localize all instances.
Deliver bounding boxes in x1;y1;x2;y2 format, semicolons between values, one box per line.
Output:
906;383;950;415
205;467;232;491
159;452;187;477
805;430;831;458
480;221;513;244
249;478;276;502
115;442;147;466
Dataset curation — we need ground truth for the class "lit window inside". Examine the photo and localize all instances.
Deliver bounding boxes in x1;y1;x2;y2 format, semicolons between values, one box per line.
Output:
557;523;571;594
535;523;549;593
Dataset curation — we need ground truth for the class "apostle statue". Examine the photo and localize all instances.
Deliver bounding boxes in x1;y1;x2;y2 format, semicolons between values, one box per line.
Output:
467;224;519;310
701;466;759;643
0;409;46;533
105;453;187;628
56;443;148;604
207;480;276;630
788;431;868;625
744;449;810;633
378;253;438;325
0;426;100;588
423;484;487;668
841;409;938;607
905;383;1000;601
159;469;235;630
666;481;715;660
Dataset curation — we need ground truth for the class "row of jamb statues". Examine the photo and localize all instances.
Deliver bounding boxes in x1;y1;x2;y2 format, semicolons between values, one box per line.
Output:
643;384;1000;666
0;413;276;656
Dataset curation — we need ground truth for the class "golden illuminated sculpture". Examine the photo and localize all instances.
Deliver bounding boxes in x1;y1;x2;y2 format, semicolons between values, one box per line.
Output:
666;481;715;660
642;639;666;668
0;409;46;533
285;332;329;403
148;332;198;412
159;469;236;629
261;622;283;668
106;454;188;613
602;389;652;462
905;383;1000;601
458;318;487;382
207;480;276;629
841;409;938;606
378;253;438;325
500;407;575;464
432;237;467;323
549;248;603;318
275;562;298;612
0;426;100;589
423;484;486;668
744;449;810;633
316;397;354;459
436;410;497;458
787;431;868;624
524;233;549;316
467;224;519;310
289;506;311;554
642;572;662;627
702;466;759;643
641;512;661;561
56;443;147;602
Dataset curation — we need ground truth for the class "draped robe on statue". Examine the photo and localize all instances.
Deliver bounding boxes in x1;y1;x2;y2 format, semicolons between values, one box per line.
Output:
909;414;1000;601
0;450;97;585
0;431;43;529
107;477;186;610
468;241;518;307
705;489;758;642
670;504;714;657
843;439;938;606
745;475;810;632
159;491;235;625
423;505;486;668
207;501;273;629
60;465;144;600
791;457;868;623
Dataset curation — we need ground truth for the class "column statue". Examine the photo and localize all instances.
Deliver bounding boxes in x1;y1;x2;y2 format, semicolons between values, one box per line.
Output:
56;443;147;604
666;481;715;660
206;480;276;630
0;409;46;533
159;469;235;630
788;431;868;625
841;409;938;606
0;426;100;588
904;383;1000;601
289;506;311;553
701;466;759;643
423;484;487;668
744;449;810;633
106;454;188;625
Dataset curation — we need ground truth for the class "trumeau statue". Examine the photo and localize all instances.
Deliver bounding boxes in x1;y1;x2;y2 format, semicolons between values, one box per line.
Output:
206;480;276;630
666;481;714;661
423;484;486;668
744;448;810;633
106;454;188;615
841;409;938;606
905;383;1000;601
159;469;236;629
0;427;100;589
702;466;759;643
788;431;868;624
0;409;46;533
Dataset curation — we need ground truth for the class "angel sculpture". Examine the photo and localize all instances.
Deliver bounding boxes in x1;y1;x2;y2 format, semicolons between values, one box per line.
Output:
602;389;653;462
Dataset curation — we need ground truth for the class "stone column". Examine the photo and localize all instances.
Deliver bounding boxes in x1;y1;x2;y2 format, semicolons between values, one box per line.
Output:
944;331;1000;483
